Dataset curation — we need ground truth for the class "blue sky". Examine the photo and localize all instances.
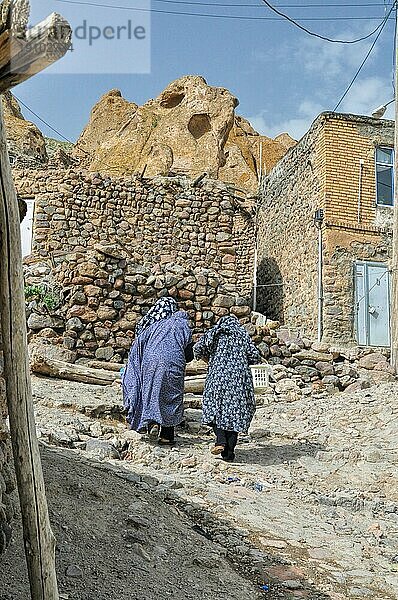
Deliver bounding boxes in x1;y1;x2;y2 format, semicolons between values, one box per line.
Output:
17;0;397;143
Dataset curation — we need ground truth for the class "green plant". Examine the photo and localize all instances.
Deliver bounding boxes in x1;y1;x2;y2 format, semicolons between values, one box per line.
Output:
24;284;60;311
42;293;59;311
24;285;44;301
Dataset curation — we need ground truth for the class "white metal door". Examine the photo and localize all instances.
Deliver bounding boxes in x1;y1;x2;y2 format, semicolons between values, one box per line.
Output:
355;261;390;347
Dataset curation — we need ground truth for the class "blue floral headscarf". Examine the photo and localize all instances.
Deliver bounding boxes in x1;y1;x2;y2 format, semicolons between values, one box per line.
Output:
135;296;178;337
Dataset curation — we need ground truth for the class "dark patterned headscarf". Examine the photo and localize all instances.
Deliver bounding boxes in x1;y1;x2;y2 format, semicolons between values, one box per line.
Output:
135;296;178;337
194;314;250;356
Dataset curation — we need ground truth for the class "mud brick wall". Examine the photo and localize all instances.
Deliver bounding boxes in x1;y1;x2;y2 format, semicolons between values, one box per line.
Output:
16;169;256;361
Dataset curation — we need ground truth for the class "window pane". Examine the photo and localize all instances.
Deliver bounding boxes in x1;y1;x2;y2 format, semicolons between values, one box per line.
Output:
376;147;393;164
376;164;393;206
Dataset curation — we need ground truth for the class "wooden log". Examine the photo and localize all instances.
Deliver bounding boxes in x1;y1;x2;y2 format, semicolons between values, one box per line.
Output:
185;359;208;376
183;395;203;409
0;11;71;92
31;353;206;393
88;360;125;373
31;354;120;386
184;375;205;394
88;359;207;376
0;102;59;598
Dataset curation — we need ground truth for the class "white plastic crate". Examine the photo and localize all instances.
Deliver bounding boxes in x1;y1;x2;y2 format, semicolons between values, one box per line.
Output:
251;364;271;392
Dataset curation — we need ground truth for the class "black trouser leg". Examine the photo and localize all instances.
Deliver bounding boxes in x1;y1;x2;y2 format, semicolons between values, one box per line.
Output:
159;425;174;442
212;424;227;447
224;431;238;461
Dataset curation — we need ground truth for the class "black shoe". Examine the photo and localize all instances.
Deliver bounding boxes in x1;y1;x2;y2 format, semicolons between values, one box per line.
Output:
221;452;235;463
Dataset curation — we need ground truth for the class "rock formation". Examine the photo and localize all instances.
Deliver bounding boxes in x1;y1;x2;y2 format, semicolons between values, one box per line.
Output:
74;76;296;191
2;92;48;167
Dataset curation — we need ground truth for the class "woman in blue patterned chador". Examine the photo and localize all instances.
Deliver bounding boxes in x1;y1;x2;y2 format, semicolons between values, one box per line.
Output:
122;297;193;445
193;314;260;462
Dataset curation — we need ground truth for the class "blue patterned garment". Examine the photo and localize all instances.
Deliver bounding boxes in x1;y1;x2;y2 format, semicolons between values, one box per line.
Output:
122;306;192;432
193;315;260;432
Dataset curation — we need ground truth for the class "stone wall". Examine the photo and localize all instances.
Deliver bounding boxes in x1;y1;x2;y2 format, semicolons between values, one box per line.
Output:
322;227;392;344
0;339;16;555
17;169;256;362
257;116;324;336
256;325;395;399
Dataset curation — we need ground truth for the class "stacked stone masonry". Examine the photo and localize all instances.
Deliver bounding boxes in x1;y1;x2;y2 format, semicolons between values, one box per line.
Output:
0;338;15;555
17;169;256;362
257;117;323;334
259;113;394;346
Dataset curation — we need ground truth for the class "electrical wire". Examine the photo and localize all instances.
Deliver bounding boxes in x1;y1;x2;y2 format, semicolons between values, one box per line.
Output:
356;268;388;307
14;95;77;146
13;96;137;175
153;0;392;7
260;0;394;42
55;0;392;23
333;2;395;110
392;0;397;94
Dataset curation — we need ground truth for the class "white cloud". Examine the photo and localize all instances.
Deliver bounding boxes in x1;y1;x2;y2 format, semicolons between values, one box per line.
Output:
248;20;395;140
338;76;394;117
249;99;324;140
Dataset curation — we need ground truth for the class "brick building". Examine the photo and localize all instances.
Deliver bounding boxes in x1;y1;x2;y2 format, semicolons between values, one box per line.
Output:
258;112;394;348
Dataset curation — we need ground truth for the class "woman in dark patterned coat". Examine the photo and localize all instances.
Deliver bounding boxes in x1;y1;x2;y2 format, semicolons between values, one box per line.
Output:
193;314;260;462
122;297;193;444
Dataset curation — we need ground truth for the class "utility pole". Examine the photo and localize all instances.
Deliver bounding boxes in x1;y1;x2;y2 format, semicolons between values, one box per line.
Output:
392;0;398;372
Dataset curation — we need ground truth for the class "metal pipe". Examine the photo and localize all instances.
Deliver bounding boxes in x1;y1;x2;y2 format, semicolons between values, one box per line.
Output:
253;242;258;312
357;159;364;223
317;224;323;342
314;209;324;342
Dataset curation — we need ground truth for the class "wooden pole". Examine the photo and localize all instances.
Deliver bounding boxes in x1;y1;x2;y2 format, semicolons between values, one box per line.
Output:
391;3;398;372
0;1;71;596
0;102;59;598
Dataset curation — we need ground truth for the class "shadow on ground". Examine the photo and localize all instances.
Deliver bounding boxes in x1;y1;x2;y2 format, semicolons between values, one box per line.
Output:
236;442;324;467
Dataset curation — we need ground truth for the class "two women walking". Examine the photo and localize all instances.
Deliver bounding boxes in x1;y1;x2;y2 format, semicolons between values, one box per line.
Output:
122;297;260;461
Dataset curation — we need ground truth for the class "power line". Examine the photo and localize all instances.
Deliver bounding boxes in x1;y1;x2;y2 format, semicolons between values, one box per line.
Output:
392;0;397;94
333;2;395;110
13;95;77;146
153;0;392;7
13;96;125;172
56;0;392;23
260;0;394;42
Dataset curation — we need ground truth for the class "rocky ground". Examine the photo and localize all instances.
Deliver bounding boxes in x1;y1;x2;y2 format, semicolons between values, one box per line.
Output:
2;376;398;599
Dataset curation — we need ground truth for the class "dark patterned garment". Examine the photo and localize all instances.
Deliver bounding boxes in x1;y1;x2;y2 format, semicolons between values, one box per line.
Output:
193;315;260;433
122;298;192;431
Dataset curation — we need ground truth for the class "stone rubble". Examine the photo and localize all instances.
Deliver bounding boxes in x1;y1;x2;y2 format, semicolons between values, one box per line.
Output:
30;375;398;600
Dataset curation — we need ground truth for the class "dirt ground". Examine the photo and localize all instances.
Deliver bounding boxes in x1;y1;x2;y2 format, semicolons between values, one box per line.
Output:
0;446;261;600
2;375;397;600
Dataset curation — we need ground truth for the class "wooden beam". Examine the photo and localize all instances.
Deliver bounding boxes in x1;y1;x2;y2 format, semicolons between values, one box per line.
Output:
0;101;59;597
0;8;71;93
31;354;120;386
